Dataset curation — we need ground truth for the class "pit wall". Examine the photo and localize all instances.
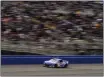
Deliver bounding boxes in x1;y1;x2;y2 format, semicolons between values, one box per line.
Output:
1;55;103;65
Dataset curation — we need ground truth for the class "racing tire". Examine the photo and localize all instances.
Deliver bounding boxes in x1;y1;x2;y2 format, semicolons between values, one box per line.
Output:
46;65;49;67
64;64;68;68
44;64;49;67
54;64;58;68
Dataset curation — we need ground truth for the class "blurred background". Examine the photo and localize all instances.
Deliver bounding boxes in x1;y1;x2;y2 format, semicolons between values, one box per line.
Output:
1;1;103;55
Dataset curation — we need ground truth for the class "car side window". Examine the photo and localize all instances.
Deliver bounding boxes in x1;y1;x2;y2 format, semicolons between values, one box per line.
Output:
59;60;63;62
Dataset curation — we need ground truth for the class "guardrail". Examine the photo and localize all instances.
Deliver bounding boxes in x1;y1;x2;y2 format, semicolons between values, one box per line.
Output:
1;55;103;65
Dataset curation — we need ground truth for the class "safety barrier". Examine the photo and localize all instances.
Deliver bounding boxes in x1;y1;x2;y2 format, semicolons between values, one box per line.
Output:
1;55;103;65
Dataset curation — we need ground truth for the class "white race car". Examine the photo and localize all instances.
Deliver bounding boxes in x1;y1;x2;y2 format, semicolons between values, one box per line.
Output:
43;58;69;68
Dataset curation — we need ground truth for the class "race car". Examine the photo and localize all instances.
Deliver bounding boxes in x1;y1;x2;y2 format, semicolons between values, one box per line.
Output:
43;58;69;68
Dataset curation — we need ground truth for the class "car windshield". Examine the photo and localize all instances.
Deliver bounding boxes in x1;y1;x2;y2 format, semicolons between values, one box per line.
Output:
49;58;61;62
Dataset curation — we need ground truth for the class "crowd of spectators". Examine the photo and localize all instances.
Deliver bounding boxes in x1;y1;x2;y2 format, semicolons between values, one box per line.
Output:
1;1;103;41
1;1;103;55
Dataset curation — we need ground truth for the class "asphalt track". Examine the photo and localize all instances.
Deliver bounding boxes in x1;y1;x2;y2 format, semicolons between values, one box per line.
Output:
1;64;103;76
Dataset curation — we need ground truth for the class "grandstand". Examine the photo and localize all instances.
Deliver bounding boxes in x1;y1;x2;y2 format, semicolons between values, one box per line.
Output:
1;1;103;55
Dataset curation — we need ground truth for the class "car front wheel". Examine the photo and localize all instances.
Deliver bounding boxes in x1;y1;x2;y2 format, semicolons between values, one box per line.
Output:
64;64;68;68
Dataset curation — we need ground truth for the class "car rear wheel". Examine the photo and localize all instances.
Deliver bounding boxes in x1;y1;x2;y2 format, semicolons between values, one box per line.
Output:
44;64;49;67
54;64;58;68
46;64;49;67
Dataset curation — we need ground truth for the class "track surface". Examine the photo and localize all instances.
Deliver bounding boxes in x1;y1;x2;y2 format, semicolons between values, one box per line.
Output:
1;64;103;76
